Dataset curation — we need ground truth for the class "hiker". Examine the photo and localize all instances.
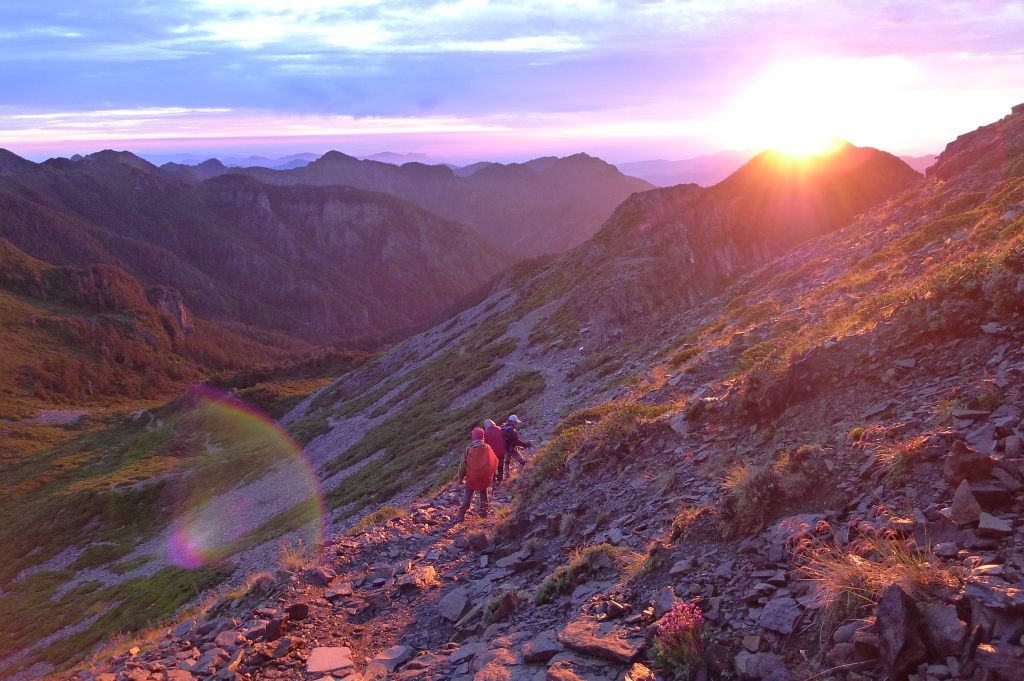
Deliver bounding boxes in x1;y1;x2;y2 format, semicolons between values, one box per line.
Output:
484;418;509;485
500;414;533;478
456;427;498;522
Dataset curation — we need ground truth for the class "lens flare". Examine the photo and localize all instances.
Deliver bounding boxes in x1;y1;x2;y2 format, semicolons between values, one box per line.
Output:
163;386;325;569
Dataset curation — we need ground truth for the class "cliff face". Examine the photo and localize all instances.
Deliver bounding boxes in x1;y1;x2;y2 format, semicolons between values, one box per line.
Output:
223;152;654;256
146;286;196;335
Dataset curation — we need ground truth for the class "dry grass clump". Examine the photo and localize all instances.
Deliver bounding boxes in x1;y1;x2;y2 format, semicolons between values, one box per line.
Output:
721;462;782;533
277;538;317;572
721;447;823;534
667;507;712;543
349;506;407;534
876;436;928;487
223;571;276;601
797;533;961;634
534;544;640;604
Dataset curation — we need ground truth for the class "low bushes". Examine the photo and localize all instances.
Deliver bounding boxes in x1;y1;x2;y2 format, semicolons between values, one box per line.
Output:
649;602;706;680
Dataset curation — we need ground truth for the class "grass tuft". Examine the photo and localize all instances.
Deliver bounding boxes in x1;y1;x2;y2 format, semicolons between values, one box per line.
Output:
349;506;408;534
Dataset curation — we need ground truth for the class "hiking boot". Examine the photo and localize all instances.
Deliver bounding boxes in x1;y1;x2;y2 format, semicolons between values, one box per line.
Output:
454;514;465;523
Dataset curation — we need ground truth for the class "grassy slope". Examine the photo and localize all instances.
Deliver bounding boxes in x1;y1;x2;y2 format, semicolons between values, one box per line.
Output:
0;248;369;673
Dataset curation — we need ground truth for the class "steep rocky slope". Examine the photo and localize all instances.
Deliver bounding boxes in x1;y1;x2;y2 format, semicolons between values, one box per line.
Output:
0;151;507;342
174;152;653;257
15;104;1024;681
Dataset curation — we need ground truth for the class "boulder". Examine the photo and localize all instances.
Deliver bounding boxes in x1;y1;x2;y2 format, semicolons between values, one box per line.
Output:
950;480;982;525
307;647;355;674
704;642;733;677
875;585;928;681
734;651;784;679
523;634;564;663
1006;435;1023;459
372;645;412;672
965;575;1024;612
449;642;485;665
468;532;490;551
624;663;655;681
285;603;310;621
978;513;1013;538
213;630;243;649
271;637;297;659
438;589;473;621
491;590;520;623
653;586;678;618
265;615;288;642
305;567;337;587
547;662;584;681
557;617;644;664
362;660;388;681
991;467;1024;492
976;643;1024;680
943;441;995;484
669;558;694;577
758;597;801;635
922;604;966;657
165;671;193;681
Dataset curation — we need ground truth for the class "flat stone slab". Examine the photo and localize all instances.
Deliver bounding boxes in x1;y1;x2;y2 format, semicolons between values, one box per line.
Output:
373;645;412;672
557;617;643;664
307;647;355;673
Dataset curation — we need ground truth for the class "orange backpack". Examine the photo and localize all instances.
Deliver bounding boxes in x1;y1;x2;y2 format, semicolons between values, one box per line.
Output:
464;442;498;491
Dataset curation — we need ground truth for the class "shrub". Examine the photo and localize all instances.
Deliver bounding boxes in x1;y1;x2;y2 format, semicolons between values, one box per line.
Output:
648;602;706;680
849;427;865;441
721;462;782;533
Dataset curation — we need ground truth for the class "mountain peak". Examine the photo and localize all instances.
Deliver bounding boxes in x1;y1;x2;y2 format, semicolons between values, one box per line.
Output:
0;148;34;173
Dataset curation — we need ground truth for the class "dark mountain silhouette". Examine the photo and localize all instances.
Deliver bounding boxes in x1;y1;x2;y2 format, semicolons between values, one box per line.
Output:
161;151;654;256
0;150;508;342
524;142;923;339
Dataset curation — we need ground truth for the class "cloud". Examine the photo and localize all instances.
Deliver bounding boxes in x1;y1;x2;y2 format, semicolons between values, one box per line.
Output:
0;0;1022;158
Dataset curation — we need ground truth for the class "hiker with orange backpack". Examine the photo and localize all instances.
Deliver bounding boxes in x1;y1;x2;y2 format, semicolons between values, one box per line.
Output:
456;427;499;522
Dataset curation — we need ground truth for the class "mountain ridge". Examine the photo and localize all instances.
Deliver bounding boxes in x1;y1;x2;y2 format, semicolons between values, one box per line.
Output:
0;149;509;343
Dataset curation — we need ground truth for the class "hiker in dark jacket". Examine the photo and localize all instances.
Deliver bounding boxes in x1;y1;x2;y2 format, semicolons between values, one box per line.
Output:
456;427;498;522
483;419;509;485
500;414;532;477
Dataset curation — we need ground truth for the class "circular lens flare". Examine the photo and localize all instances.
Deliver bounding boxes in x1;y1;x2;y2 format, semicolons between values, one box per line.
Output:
163;386;325;569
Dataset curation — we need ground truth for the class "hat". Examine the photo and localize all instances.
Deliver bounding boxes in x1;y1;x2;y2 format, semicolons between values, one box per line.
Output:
508;414;521;423
472;427;485;441
484;419;495;428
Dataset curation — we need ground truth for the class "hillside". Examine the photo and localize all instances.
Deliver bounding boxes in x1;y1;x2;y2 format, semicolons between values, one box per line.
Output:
9;104;1024;681
167;152;654;256
0;151;508;343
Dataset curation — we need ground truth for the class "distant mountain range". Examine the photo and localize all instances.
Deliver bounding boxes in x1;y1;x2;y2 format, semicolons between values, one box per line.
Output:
615;149;937;187
159;151;654;256
0;149;507;342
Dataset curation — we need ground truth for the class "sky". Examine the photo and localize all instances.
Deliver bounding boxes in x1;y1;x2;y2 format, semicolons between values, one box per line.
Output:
1;0;1023;164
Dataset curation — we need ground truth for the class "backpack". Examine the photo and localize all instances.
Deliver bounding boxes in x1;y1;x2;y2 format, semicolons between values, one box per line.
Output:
501;424;516;449
464;442;498;491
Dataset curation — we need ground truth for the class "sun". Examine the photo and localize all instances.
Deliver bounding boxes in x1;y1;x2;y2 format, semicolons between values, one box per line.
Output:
771;136;845;157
